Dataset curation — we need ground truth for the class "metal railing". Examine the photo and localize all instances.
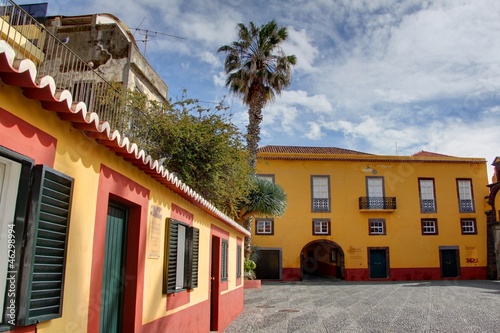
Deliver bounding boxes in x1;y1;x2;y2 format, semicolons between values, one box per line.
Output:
312;198;330;212
359;197;397;210
0;0;144;139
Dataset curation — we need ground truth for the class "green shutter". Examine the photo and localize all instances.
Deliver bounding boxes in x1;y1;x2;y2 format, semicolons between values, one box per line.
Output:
187;227;199;289
18;165;73;325
163;218;179;294
221;240;228;281
237;245;242;278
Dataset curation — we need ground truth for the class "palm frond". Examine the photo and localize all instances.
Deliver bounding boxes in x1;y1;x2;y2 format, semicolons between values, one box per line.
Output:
243;176;287;218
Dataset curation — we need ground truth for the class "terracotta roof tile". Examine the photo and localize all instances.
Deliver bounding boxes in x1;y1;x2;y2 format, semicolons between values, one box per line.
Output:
258;145;372;155
411;150;456;157
0;41;249;236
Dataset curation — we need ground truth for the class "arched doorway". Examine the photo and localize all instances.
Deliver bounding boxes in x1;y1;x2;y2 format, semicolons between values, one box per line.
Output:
300;240;345;280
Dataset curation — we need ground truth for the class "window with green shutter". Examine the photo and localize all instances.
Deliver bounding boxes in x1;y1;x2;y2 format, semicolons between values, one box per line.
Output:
17;165;73;325
221;239;228;282
187;227;199;289
236;245;242;278
0;147;73;328
163;218;200;294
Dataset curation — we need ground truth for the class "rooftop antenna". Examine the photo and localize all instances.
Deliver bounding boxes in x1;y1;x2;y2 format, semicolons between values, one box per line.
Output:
132;27;186;57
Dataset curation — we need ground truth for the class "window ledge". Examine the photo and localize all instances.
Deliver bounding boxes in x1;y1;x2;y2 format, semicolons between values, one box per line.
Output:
359;209;396;213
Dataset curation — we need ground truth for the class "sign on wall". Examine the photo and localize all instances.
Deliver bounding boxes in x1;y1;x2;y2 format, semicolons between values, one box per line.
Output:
148;205;162;259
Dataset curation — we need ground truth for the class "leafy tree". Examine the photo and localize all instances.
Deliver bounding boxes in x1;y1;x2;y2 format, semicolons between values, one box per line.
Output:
218;20;297;169
127;91;254;214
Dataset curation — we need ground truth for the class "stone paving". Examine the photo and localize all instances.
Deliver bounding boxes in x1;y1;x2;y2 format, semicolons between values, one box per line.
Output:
225;279;500;333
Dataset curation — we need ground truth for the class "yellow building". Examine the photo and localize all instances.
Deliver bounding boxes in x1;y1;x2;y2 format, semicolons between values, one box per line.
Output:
254;146;489;281
0;31;246;333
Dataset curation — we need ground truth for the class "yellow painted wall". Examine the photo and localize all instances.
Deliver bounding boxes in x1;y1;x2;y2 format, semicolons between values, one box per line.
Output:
255;154;489;273
0;83;245;331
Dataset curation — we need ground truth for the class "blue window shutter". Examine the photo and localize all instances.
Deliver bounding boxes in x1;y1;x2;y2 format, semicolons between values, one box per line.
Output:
17;165;73;325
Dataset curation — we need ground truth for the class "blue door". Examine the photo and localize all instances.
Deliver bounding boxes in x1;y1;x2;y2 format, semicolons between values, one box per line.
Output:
100;204;128;333
369;249;388;278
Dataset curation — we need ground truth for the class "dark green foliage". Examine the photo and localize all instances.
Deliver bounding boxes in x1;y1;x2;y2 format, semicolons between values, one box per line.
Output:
127;90;253;215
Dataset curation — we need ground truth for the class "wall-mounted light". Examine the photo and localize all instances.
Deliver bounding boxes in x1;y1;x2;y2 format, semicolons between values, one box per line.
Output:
362;166;377;174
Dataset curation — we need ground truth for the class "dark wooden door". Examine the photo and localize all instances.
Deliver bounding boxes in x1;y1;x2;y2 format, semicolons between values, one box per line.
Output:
441;249;459;278
256;249;281;279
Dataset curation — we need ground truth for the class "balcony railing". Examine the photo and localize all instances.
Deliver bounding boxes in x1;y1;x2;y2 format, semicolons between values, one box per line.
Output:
359;197;396;210
312;198;330;212
459;199;474;213
420;199;436;213
0;0;150;143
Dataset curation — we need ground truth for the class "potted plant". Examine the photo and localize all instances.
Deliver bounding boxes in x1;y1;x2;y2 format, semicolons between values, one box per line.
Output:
244;259;257;280
243;259;261;288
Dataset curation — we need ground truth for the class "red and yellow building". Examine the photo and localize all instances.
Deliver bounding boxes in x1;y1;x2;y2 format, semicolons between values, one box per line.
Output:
0;39;246;332
254;146;489;281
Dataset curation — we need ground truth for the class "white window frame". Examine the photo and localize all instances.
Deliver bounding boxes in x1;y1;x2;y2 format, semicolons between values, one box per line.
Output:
174;224;187;290
369;219;386;235
419;179;436;213
457;179;474;212
0;156;22;314
256;219;273;235
461;219;477;234
421;219;437;235
366;177;385;209
256;174;274;183
311;176;330;212
313;220;330;235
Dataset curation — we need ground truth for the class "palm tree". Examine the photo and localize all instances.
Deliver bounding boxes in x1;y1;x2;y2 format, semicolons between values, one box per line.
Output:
218;20;297;169
235;176;287;259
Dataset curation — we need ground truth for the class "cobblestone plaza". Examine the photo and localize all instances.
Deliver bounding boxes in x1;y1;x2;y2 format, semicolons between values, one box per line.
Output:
225;280;500;333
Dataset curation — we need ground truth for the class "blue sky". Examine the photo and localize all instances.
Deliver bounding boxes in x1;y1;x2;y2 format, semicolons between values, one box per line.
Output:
22;0;500;177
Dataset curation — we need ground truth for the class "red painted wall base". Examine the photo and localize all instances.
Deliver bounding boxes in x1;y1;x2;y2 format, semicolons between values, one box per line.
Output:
282;267;487;281
141;286;244;333
217;286;244;332
345;267;487;281
282;268;301;281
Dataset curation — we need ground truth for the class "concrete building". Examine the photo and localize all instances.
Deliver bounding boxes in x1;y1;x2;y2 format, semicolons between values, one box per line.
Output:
254;146;489;281
44;13;168;104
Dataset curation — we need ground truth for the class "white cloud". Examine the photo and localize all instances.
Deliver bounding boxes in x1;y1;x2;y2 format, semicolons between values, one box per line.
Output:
304;122;323;140
274;90;333;114
212;72;226;88
283;27;319;73
199;51;220;68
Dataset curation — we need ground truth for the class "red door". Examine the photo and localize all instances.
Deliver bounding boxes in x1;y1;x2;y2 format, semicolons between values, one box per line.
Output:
210;236;220;331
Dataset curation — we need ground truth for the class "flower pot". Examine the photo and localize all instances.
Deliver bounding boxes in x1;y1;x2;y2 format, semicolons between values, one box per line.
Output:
244;279;261;289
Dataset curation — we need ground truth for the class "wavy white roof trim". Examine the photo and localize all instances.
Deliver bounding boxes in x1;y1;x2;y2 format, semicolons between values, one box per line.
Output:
0;41;249;236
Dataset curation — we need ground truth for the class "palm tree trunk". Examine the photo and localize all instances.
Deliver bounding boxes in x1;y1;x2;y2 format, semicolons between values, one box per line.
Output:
247;88;266;170
243;216;253;259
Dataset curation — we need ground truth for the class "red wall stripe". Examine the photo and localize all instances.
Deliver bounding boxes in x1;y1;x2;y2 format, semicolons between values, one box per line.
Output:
0;107;56;167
